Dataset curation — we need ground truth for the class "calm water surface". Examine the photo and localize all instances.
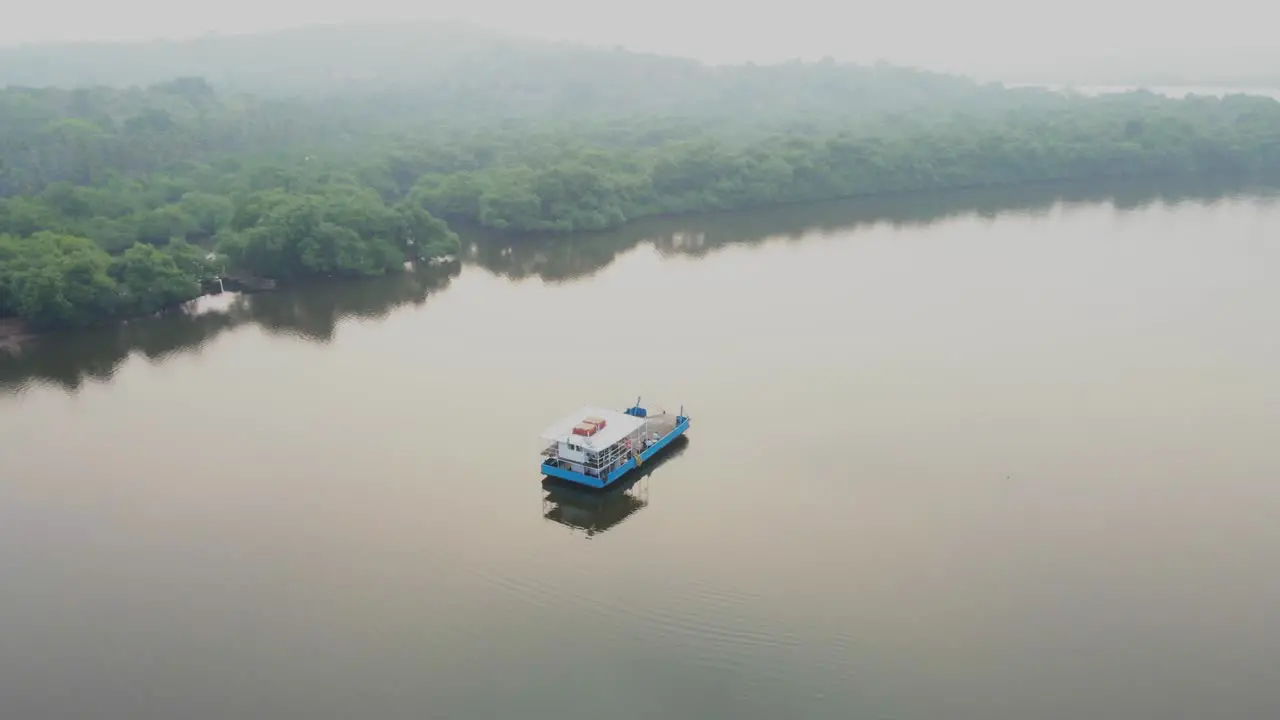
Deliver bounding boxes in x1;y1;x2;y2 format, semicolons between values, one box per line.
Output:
2;180;1279;719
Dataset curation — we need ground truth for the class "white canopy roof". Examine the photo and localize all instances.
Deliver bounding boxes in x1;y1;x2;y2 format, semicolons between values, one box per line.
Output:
540;407;646;450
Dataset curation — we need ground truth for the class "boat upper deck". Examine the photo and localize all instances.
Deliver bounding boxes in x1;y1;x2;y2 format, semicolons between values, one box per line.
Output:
539;407;646;450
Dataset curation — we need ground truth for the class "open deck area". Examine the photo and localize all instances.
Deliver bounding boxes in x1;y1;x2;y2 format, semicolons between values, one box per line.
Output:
637;411;679;439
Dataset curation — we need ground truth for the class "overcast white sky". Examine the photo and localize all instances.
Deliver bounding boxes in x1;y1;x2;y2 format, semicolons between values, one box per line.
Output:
1;0;1274;74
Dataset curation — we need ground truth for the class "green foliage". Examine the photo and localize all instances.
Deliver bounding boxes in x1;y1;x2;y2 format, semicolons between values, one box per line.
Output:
214;190;444;279
404;95;1280;232
0;233;119;329
1;28;1279;330
398;202;461;261
178;192;235;238
0;232;219;329
110;243;201;316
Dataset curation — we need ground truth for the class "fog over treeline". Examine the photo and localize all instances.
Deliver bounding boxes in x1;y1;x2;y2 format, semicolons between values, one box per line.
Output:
1;0;1276;87
2;16;1278;331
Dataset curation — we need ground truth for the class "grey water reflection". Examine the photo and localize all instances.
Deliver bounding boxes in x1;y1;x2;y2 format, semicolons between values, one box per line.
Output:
0;263;461;393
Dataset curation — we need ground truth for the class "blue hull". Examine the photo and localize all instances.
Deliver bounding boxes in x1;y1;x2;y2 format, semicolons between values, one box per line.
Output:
542;415;690;489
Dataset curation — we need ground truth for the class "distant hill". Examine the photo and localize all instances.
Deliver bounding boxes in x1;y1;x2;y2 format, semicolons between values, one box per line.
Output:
0;22;523;92
0;21;1073;134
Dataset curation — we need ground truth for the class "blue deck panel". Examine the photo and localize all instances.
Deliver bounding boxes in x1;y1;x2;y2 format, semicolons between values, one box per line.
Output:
543;413;689;489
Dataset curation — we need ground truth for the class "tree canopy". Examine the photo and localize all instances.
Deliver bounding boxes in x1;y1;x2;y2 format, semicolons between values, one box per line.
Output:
2;24;1280;330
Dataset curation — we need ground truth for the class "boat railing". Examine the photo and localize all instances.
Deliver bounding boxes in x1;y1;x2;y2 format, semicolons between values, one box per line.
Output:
544;455;614;479
544;432;649;474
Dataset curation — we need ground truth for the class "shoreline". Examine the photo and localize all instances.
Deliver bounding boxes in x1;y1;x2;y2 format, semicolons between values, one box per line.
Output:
4;171;1276;347
0;318;35;351
446;168;1280;242
0;259;464;350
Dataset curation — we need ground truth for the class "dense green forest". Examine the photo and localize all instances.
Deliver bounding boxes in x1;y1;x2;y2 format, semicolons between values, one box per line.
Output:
2;23;1280;330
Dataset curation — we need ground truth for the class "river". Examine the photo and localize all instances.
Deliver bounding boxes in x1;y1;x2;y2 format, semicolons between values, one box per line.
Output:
2;177;1278;720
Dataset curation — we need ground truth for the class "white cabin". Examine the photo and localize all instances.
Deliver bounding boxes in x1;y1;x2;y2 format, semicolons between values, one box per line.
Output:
539;407;648;479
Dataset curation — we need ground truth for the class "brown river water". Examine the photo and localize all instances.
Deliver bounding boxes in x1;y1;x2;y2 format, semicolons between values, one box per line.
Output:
2;178;1278;719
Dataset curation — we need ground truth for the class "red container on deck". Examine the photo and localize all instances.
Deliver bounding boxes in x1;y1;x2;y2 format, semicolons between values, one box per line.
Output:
572;423;596;436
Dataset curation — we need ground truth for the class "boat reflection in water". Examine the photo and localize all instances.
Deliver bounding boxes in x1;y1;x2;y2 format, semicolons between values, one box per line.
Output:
541;435;689;538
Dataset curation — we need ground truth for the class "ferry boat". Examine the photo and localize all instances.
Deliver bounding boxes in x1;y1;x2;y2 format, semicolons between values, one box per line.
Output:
539;398;690;489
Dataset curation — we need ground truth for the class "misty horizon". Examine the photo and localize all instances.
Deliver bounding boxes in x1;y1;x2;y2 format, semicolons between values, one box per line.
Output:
1;2;1277;84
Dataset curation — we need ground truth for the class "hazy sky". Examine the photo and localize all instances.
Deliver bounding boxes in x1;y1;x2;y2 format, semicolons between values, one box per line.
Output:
2;0;1274;74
